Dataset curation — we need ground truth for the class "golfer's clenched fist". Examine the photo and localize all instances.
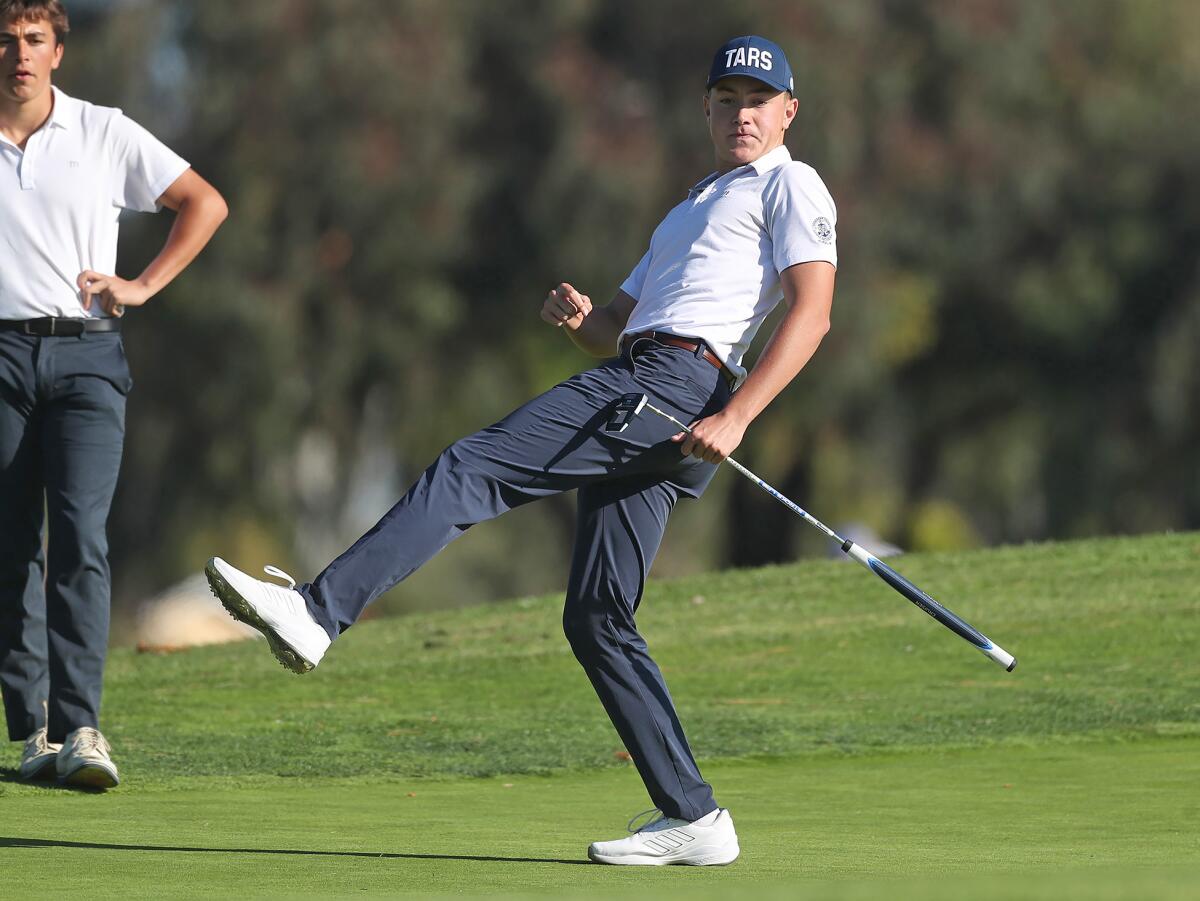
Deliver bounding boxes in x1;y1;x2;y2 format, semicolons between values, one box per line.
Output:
541;282;592;330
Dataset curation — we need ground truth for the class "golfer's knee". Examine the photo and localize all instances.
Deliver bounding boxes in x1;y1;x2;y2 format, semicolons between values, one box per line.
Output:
562;603;606;656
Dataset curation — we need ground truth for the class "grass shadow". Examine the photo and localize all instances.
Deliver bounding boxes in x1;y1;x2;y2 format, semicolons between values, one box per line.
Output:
0;835;591;865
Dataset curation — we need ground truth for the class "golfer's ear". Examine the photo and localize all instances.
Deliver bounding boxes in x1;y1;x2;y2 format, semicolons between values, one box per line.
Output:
783;95;798;128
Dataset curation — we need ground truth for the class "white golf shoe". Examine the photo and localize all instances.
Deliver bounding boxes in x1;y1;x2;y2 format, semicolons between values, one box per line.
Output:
588;808;740;866
18;727;61;781
56;727;119;788
204;557;331;673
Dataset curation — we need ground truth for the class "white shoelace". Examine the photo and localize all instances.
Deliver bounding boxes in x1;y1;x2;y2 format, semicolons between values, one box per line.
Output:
263;565;297;589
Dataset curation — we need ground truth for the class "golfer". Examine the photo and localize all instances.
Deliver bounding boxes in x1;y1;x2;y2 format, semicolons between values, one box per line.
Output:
1;0;227;787
208;35;835;864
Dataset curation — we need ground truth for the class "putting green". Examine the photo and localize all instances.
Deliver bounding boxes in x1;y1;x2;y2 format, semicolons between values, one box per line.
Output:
2;738;1196;898
2;532;1197;897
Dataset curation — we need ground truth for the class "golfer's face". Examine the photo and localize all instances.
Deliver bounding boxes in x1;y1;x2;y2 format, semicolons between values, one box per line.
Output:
704;76;797;171
0;16;62;105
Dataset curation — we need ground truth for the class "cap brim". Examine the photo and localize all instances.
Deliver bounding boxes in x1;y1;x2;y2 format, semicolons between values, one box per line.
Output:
706;70;791;93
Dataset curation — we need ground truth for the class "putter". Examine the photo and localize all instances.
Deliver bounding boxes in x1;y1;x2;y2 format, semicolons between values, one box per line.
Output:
611;392;1017;671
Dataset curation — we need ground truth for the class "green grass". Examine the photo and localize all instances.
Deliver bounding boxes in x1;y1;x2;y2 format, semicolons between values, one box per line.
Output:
2;742;1197;898
2;531;1198;897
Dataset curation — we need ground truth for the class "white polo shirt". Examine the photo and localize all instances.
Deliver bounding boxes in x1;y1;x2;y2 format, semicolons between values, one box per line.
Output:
619;145;836;385
0;86;189;320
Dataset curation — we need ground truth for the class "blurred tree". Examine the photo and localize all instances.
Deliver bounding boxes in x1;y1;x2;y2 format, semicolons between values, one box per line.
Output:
51;0;1200;624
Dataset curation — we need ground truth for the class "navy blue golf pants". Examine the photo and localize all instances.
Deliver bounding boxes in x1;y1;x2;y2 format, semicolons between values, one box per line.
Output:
0;331;130;743
300;340;732;820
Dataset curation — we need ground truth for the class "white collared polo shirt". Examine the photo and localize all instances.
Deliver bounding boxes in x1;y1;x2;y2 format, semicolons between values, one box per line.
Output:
619;145;836;385
0;86;189;320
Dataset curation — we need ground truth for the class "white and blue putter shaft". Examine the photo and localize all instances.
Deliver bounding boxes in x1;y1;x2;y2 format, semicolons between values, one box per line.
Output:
641;399;1017;671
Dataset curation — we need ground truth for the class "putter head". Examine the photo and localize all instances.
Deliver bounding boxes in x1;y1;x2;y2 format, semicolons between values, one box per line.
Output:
605;393;648;433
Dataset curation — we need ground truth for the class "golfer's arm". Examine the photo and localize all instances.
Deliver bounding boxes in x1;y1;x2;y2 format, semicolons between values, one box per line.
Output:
134;169;228;300
722;261;836;426
568;290;638;357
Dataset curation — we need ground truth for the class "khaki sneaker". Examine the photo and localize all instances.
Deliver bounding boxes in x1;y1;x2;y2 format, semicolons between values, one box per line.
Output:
18;727;62;781
56;727;119;789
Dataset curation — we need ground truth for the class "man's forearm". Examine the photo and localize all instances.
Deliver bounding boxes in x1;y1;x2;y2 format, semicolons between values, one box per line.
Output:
724;301;830;426
567;304;627;357
135;192;228;300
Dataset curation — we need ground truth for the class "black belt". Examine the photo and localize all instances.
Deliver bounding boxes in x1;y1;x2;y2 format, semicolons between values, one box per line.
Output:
621;330;736;388
0;317;121;336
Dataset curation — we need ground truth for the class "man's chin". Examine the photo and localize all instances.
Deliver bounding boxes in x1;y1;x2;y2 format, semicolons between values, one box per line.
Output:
4;83;39;102
726;147;761;166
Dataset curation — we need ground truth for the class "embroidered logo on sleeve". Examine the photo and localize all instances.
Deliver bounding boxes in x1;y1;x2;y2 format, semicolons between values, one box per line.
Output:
813;217;834;244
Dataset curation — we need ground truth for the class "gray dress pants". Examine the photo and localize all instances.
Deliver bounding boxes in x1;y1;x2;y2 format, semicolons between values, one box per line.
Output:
0;330;130;744
301;339;732;820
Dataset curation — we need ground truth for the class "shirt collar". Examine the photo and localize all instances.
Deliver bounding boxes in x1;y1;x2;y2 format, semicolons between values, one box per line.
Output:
687;170;722;197
747;144;792;175
688;144;793;195
46;86;76;130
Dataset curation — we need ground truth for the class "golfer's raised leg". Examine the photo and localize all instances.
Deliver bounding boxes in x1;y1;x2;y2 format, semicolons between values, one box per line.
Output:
207;443;530;669
295;436;558;638
207;360;653;663
292;359;707;635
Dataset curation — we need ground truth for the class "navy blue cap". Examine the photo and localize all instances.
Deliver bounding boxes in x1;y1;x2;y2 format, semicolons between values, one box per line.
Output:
706;35;793;94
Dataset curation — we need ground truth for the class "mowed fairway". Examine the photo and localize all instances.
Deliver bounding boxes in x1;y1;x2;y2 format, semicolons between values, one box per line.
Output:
2;532;1198;898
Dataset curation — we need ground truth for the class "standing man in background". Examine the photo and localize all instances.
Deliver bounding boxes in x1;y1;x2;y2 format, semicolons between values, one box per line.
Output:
207;34;834;864
0;0;227;788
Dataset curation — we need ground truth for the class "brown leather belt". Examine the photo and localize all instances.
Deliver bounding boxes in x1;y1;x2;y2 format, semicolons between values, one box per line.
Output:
0;317;121;336
621;330;735;388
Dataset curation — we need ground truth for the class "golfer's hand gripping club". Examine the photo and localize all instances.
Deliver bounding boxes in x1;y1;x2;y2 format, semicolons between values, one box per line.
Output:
616;393;1017;671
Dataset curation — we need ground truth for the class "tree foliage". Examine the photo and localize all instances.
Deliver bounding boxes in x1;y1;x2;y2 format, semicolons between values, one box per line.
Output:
51;0;1200;614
